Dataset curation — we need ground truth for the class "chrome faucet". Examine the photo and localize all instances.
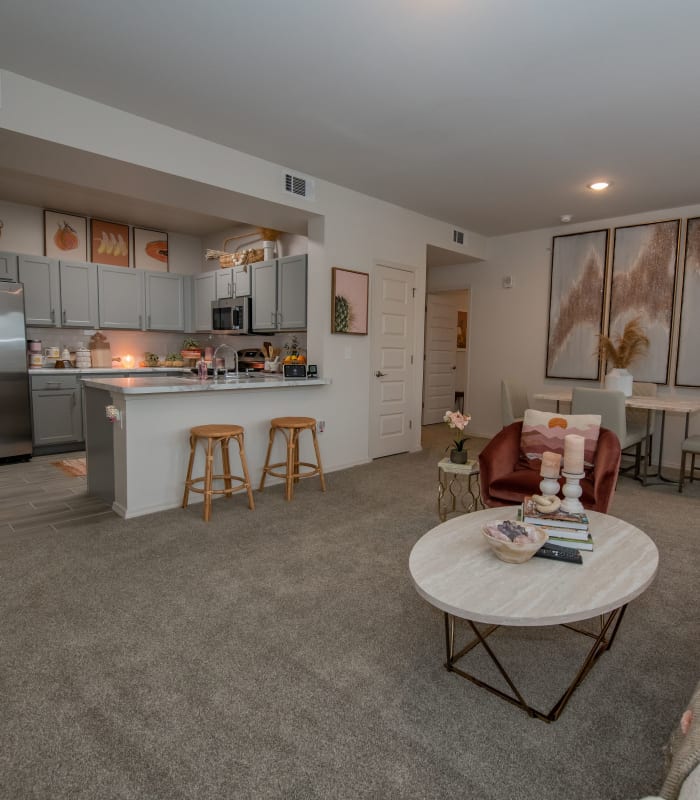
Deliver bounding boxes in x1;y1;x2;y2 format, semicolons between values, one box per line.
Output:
211;343;238;383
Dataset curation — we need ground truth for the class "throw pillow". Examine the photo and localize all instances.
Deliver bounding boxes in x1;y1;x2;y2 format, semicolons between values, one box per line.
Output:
519;409;602;471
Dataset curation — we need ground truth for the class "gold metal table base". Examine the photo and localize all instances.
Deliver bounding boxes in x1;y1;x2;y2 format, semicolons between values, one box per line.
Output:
437;462;484;521
442;606;628;723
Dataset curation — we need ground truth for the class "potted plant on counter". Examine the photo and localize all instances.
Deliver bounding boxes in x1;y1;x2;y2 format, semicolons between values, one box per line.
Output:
181;337;202;362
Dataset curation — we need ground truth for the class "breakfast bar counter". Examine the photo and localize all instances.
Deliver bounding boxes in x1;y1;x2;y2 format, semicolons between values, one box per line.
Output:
82;375;330;518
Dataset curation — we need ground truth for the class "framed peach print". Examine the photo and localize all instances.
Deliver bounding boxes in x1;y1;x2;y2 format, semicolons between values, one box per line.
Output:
44;210;88;260
546;229;609;380
676;217;700;387
90;218;130;267
331;267;369;335
133;227;169;271
609;219;679;384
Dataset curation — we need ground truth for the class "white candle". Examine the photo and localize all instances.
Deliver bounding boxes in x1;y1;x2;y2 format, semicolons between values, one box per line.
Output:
563;434;585;474
540;451;562;479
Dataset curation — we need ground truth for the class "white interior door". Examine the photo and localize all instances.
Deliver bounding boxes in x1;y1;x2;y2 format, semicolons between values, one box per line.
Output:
370;264;415;458
422;294;457;424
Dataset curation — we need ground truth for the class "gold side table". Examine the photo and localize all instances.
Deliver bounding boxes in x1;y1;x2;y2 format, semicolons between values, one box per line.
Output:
437;457;483;521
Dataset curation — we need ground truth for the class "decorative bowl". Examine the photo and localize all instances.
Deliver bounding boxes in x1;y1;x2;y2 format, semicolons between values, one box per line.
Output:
482;521;547;564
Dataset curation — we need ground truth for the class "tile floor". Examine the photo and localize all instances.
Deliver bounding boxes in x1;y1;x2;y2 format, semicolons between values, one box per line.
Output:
0;452;115;535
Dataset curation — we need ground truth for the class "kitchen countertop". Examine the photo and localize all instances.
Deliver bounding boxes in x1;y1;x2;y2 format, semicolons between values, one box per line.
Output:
82;375;330;394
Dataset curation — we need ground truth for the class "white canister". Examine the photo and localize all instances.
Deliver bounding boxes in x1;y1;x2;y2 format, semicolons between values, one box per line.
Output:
262;241;276;261
44;346;60;359
29;353;44;367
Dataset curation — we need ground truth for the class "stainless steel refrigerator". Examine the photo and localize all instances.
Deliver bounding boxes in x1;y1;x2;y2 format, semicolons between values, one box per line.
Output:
0;282;32;461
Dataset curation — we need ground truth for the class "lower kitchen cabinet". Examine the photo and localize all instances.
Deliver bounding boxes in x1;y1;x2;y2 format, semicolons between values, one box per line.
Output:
30;374;84;453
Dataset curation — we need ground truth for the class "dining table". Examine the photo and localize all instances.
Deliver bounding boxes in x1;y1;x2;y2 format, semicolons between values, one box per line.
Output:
533;389;700;487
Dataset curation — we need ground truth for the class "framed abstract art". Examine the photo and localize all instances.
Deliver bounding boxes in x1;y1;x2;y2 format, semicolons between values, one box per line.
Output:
546;229;609;380
90;218;130;267
44;210;88;261
675;217;700;387
608;219;680;384
331;267;369;334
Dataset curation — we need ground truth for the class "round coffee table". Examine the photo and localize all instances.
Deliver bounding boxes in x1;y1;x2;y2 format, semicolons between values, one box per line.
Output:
409;506;659;722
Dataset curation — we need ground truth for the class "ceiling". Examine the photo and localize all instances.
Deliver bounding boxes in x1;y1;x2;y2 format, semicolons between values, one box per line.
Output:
2;1;700;236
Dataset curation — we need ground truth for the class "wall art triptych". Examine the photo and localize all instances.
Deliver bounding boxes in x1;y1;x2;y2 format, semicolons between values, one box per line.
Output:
547;219;682;385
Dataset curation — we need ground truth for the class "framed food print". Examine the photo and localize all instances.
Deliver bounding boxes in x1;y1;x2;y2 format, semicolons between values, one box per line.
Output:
331;267;369;335
90;218;130;267
546;229;609;380
609;219;679;384
44;210;88;260
133;228;168;271
676;217;700;386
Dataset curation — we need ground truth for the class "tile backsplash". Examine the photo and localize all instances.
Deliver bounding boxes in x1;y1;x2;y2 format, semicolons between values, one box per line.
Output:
26;328;307;365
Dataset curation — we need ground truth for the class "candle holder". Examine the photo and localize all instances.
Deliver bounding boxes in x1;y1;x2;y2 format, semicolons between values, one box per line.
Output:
539;475;560;497
560;471;585;514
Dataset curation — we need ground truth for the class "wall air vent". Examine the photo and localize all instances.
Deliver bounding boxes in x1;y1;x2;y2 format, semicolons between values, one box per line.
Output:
283;171;315;200
453;230;464;245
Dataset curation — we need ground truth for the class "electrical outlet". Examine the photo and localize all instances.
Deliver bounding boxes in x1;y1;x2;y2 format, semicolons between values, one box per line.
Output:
318;420;325;432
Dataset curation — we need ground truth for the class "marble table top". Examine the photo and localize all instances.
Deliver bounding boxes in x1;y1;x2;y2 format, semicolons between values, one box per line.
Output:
81;374;330;394
409;506;658;626
534;390;700;414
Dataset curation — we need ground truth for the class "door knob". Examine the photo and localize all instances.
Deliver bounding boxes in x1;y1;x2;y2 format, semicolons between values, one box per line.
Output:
375;370;386;377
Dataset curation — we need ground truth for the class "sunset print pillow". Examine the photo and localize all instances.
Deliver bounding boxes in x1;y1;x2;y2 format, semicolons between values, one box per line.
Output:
519;409;602;470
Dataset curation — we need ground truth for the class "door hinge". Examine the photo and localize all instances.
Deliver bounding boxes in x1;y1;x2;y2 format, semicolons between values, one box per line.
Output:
409;420;413;429
410;355;413;364
412;287;416;298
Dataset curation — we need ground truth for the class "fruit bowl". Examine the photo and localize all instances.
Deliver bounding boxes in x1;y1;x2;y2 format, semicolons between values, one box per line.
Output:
482;520;547;564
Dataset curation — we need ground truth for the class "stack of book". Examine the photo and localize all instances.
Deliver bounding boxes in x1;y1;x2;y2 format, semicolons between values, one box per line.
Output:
520;497;593;550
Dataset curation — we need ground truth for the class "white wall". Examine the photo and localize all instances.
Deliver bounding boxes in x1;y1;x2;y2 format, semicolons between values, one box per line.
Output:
461;204;700;469
0;70;490;472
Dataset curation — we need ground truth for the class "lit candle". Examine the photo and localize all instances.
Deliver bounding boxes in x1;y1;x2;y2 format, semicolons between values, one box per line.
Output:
540;451;562;479
122;354;135;369
563;434;585;474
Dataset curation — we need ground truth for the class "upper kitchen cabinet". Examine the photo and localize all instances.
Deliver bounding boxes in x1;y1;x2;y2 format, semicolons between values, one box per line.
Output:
97;265;145;329
58;260;99;328
251;255;307;332
0;252;19;282
145;272;185;331
214;264;251;299
18;255;60;326
193;270;217;331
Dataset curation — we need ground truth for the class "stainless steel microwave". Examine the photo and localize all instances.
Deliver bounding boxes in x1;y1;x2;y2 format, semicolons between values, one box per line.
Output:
211;297;250;333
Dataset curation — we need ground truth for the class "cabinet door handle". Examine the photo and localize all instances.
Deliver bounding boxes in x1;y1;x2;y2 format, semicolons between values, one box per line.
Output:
62;309;67;323
139;315;143;329
271;312;275;326
277;312;282;326
50;309;55;323
147;315;151;328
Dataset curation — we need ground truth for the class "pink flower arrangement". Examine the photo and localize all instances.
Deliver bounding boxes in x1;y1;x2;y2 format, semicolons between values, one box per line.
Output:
443;410;471;451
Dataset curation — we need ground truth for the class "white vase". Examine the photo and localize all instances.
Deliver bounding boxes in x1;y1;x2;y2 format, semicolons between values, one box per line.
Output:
604;368;633;396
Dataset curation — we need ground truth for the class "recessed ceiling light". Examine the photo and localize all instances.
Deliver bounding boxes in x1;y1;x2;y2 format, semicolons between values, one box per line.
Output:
587;181;611;191
560;214;573;223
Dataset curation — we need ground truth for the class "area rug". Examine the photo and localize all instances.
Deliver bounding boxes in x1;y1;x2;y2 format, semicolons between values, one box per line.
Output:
51;457;87;477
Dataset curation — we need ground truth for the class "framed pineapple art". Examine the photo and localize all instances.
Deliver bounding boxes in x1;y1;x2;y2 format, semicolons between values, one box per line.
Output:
331;267;369;335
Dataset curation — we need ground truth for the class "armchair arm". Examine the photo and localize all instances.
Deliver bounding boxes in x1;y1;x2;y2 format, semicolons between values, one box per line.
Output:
478;422;524;506
590;427;622;513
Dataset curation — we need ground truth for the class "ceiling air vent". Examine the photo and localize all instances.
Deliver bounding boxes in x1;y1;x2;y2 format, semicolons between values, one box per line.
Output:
283;171;315;200
453;230;464;245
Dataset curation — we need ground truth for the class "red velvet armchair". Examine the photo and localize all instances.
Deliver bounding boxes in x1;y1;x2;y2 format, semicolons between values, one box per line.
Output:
478;421;622;513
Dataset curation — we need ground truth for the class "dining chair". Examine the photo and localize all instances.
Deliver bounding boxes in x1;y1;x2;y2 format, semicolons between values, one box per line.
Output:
628;381;657;469
500;379;529;427
571;387;647;479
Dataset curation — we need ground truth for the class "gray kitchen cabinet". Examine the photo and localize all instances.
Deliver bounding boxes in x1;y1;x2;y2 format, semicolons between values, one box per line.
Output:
97;264;145;329
59;260;99;327
215;268;234;299
31;374;83;451
0;251;19;281
18;255;60;327
251;255;307;332
145;271;185;331
233;264;251;297
193;270;217;331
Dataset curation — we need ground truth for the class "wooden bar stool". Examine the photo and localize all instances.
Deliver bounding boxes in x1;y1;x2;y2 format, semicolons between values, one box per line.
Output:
259;416;326;501
182;424;255;521
678;435;700;493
